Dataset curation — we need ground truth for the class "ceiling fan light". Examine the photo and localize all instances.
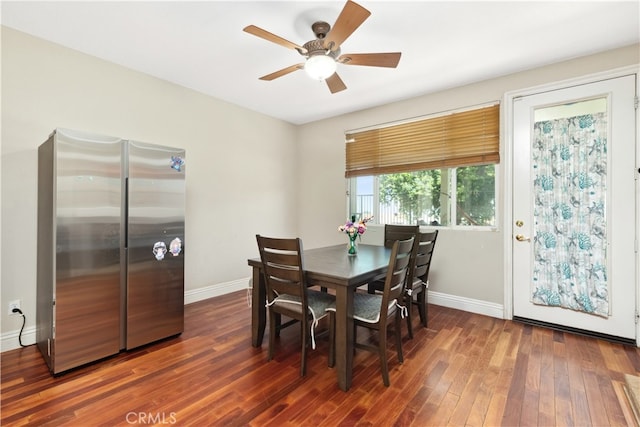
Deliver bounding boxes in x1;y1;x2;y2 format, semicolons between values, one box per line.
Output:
304;54;337;80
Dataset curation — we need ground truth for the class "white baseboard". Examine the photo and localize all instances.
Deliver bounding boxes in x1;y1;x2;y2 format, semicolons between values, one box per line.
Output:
0;278;252;353
1;280;501;353
184;277;250;305
1;325;37;353
428;290;505;319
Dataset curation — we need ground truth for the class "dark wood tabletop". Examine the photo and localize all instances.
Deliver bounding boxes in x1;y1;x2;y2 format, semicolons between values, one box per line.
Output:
248;243;390;286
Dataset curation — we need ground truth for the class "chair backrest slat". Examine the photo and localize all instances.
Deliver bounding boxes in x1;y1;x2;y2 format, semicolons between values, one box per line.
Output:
263;251;299;267
383;224;419;248
412;231;438;286
380;237;415;322
256;235;307;306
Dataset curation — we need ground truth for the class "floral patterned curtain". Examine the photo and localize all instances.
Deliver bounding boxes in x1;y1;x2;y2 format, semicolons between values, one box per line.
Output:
531;112;609;317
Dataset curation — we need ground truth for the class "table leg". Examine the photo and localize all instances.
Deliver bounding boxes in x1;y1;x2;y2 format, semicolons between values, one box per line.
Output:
334;286;354;391
251;266;266;347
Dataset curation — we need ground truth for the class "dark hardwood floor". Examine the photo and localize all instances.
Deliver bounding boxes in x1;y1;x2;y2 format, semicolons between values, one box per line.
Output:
2;290;639;426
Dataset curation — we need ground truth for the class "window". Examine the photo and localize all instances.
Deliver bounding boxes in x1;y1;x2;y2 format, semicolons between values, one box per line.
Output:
348;165;496;227
345;103;499;228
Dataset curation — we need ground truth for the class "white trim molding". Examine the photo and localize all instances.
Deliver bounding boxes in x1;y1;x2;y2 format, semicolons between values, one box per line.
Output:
1;325;36;353
1;278;252;353
184;277;250;305
2;280;501;352
428;290;504;319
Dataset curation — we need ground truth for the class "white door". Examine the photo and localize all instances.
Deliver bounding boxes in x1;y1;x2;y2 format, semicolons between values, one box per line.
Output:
512;74;637;340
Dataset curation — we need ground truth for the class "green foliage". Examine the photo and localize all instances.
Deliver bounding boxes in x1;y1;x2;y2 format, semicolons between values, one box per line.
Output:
379;166;495;226
379;170;441;224
456;165;495;225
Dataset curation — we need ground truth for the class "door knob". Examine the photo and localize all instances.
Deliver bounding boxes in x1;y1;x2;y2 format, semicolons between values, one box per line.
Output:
515;234;531;242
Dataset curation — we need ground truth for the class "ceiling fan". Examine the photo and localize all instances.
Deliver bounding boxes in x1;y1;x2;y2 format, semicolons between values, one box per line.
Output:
243;0;401;94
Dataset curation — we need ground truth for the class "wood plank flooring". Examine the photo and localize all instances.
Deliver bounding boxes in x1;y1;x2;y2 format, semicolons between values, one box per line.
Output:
1;290;639;426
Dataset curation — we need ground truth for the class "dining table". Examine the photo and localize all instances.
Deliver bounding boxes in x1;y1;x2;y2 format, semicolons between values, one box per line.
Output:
247;243;391;391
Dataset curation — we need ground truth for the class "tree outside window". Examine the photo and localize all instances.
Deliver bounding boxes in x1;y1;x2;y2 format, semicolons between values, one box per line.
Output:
351;165;496;227
455;165;495;226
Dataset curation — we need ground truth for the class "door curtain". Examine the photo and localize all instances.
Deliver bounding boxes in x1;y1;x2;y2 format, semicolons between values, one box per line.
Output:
530;112;609;317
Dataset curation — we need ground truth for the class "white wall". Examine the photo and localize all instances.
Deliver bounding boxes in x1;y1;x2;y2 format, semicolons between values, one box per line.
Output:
1;27;298;347
1;24;638;351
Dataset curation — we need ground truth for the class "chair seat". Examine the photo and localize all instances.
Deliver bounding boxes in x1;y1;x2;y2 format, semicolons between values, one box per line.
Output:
271;290;335;322
327;293;397;324
271;290;335;350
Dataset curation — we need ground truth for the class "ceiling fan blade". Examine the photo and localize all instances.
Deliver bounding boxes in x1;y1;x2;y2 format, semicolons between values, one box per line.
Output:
338;52;402;68
325;73;347;94
323;1;371;51
243;25;307;54
259;64;304;81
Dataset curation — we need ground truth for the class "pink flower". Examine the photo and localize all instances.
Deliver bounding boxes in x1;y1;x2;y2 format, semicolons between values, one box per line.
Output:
338;215;373;238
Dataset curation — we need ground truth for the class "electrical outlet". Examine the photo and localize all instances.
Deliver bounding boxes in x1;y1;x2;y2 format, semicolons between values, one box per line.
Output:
8;300;21;316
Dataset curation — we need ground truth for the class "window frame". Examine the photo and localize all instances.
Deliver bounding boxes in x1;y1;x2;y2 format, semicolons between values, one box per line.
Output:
347;164;499;231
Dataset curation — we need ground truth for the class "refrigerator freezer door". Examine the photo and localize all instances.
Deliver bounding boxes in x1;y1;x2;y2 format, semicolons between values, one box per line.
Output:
52;129;123;373
126;141;185;349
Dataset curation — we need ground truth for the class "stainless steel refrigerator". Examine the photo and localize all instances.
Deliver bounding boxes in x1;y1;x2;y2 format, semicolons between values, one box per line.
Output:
37;128;185;374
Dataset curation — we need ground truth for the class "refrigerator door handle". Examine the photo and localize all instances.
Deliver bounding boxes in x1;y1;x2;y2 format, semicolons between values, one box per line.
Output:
124;177;129;249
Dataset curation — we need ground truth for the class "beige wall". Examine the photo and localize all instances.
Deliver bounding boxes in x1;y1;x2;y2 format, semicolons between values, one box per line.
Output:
1;24;638;347
1;27;298;341
296;44;639;306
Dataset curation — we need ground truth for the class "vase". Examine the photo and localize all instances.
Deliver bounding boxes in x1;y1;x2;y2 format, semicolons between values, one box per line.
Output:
347;234;358;256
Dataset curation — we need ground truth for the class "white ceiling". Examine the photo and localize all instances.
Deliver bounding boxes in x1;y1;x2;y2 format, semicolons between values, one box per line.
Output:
2;1;639;125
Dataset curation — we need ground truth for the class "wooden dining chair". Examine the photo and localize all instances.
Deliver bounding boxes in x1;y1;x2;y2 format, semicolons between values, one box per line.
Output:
256;235;335;377
405;230;438;338
382;224;420;248
327;236;415;387
367;224;419;294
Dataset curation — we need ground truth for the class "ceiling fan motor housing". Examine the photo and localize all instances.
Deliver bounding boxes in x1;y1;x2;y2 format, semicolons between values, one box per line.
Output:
302;39;340;60
312;21;331;39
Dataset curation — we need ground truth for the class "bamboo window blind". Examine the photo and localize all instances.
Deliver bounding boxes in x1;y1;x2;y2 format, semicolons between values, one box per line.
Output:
345;104;500;178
